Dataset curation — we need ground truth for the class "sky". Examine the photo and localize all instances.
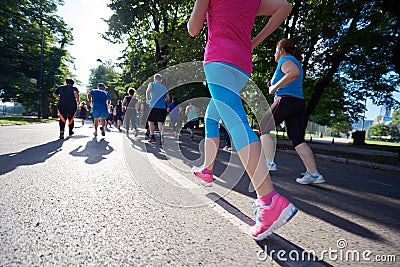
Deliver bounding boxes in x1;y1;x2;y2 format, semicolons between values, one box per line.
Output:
57;0;124;88
56;0;398;120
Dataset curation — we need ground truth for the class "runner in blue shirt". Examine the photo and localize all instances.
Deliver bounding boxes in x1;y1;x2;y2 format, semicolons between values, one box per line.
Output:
146;74;170;145
259;38;325;185
88;83;111;137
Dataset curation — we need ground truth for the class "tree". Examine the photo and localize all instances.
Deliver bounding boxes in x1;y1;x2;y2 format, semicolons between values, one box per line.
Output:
391;108;400;125
88;62;121;103
253;0;398;128
388;124;400;139
287;0;400;127
389;108;400;140
103;0;399;129
105;0;204;92
0;0;73;117
368;123;388;137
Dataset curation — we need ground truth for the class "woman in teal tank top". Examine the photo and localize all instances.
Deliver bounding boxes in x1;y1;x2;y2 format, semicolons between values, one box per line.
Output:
260;38;325;185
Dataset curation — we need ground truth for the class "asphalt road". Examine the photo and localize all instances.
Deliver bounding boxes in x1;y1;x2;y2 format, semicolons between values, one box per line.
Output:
0;121;398;266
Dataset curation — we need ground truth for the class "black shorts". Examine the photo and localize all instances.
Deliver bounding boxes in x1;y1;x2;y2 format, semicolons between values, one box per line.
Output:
184;119;199;130
148;108;167;122
114;114;123;121
259;96;306;147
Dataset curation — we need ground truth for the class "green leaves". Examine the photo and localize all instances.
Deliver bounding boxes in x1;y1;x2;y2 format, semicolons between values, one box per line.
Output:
101;0;399;128
0;0;73;117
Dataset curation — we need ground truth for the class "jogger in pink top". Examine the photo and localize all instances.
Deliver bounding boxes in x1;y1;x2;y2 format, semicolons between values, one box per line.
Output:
188;0;296;240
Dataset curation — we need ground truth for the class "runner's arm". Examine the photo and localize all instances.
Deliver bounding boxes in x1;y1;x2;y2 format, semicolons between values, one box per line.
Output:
252;0;292;50
122;97;127;111
269;60;300;94
74;91;80;105
53;88;60;98
187;0;209;37
87;93;93;106
146;84;152;104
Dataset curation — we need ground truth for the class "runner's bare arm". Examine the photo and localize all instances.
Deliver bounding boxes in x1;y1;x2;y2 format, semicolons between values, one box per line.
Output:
187;0;209;37
269;60;300;94
74;91;80;105
146;84;152;104
252;0;292;49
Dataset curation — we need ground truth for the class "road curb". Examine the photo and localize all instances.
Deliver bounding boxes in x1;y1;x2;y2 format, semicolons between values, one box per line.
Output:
277;149;400;172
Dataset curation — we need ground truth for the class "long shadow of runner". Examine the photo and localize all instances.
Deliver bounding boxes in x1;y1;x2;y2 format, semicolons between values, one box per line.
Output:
0;139;64;176
207;192;333;267
173;138;389;243
70;137;114;164
212;162;386;242
125;135;168;161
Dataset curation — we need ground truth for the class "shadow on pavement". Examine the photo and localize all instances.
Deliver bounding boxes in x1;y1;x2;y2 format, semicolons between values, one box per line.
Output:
0;139;64;176
207;193;333;267
277;186;385;242
125;134;168;161
69;137;114;164
223;167;392;243
125;129;398;243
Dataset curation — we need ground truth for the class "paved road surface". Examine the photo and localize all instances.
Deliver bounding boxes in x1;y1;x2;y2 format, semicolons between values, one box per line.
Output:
0;121;398;266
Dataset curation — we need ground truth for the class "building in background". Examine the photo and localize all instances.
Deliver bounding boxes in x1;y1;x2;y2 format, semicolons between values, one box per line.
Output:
373;102;393;124
352;120;373;131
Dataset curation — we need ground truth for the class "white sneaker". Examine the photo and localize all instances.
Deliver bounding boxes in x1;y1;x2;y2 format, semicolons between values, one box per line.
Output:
222;146;232;151
296;172;325;184
267;161;278;171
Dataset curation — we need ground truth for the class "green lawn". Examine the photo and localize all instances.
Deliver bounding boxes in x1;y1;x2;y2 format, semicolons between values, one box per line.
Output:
271;131;399;154
364;139;400;147
0;117;57;125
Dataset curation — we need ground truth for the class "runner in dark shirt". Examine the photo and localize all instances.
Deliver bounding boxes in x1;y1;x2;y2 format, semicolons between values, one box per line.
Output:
114;100;124;131
53;78;79;139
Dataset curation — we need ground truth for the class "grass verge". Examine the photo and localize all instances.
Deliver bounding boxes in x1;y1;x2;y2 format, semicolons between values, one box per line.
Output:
0;117;57;125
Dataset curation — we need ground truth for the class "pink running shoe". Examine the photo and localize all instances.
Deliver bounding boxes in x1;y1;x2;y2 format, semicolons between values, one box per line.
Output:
249;193;298;240
191;166;213;187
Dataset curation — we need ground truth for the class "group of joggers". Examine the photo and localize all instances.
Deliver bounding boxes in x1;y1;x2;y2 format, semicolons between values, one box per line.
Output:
53;0;326;241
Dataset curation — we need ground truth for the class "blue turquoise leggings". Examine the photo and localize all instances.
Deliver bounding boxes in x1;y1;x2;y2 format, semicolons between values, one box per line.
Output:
204;62;259;151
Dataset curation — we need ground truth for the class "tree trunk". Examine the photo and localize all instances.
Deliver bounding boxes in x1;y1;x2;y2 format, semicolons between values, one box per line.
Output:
380;0;400;74
304;6;362;129
41;93;50;119
304;49;347;130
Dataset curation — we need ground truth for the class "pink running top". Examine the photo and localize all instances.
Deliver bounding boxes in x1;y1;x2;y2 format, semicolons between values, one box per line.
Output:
204;0;260;74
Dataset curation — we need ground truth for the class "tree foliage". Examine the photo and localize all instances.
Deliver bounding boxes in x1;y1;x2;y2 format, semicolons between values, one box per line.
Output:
105;0;203;94
392;108;400;125
0;0;73;117
368;122;399;139
4;0;398;126
103;0;399;130
88;61;121;103
368;107;400;139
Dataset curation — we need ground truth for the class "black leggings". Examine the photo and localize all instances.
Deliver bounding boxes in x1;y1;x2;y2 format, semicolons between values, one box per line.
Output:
259;96;306;147
58;105;77;133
